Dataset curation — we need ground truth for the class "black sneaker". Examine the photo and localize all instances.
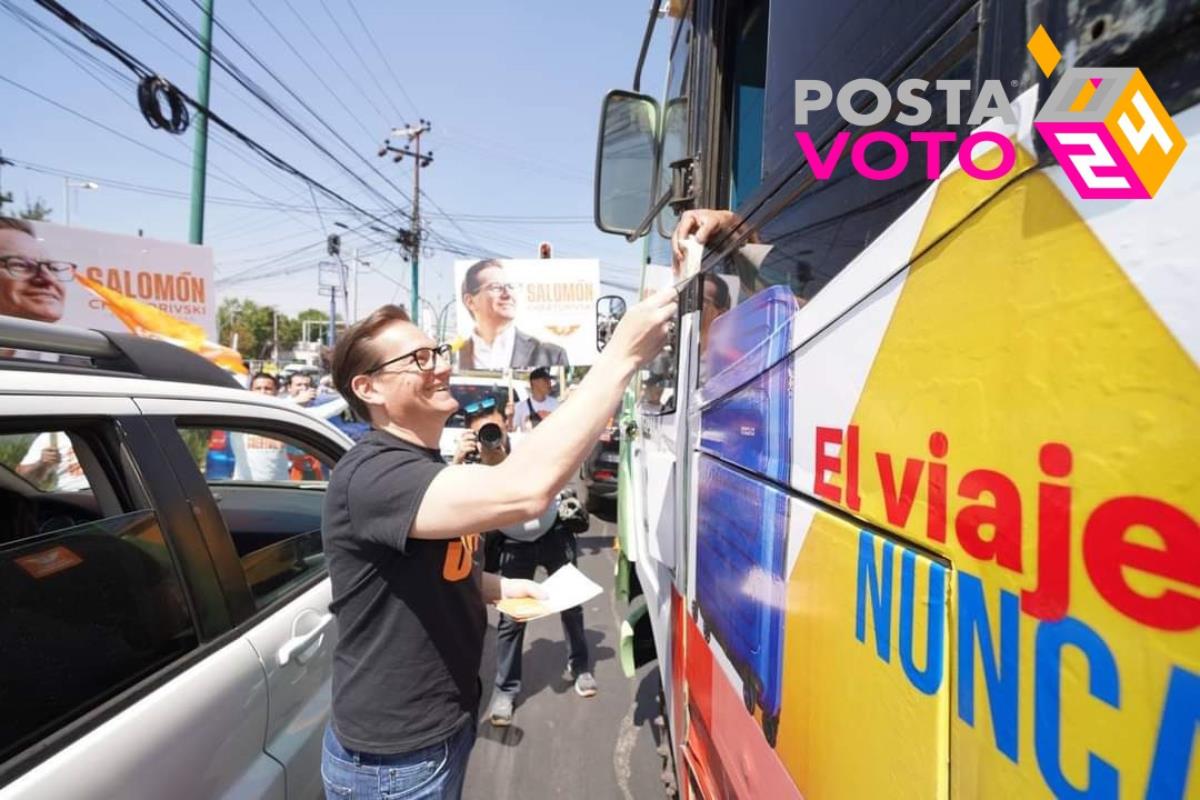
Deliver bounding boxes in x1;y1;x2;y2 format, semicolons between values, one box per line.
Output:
488;693;515;726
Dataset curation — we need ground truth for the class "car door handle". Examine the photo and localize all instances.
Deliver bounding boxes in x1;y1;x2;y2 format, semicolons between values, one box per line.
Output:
278;612;334;667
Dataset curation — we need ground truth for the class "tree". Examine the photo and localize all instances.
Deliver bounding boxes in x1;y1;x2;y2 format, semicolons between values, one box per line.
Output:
18;196;52;221
218;297;308;359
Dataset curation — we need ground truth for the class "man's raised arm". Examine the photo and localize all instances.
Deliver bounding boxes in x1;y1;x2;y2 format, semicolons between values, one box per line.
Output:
411;287;677;539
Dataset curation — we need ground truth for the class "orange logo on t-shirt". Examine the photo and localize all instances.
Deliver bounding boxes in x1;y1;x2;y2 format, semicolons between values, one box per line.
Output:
442;534;479;582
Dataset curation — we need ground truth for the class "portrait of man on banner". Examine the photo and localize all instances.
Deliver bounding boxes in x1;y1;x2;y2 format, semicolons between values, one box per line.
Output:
457;258;570;371
0;217;71;327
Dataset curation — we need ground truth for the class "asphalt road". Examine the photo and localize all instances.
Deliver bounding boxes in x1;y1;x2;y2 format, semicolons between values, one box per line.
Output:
463;504;668;800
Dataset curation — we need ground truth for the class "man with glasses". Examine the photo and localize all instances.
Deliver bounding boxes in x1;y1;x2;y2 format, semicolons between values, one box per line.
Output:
457;258;569;370
322;292;674;799
0;217;72;326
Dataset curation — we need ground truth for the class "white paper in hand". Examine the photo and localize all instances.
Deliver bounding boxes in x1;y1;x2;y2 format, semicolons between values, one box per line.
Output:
496;564;603;622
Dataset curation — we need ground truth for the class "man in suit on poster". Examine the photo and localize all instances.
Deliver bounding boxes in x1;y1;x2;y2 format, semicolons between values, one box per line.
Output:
457;258;569;370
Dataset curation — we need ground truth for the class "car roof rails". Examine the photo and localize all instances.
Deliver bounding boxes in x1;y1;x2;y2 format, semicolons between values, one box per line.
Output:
0;316;241;390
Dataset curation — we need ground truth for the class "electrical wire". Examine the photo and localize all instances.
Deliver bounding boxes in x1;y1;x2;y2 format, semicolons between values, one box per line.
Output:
276;0;393;130
318;0;406;123
140;0;410;212
31;0;402;232
340;0;421;120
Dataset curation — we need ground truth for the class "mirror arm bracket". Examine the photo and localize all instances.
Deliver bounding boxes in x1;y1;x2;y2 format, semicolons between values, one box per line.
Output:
623;156;698;243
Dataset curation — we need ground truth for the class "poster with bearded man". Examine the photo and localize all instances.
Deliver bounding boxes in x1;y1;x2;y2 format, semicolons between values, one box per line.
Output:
454;258;600;370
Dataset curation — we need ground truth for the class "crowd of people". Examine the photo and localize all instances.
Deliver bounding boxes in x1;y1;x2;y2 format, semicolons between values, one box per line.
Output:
3;208;695;800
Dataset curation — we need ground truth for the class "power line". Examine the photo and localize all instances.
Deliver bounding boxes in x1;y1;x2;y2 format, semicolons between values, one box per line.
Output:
318;0;406;122
341;0;421;120
0;8;332;225
275;0;392;129
141;0;410;212
31;0;403;232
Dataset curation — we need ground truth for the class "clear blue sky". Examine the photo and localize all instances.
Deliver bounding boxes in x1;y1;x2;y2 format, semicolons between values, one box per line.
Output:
0;0;669;322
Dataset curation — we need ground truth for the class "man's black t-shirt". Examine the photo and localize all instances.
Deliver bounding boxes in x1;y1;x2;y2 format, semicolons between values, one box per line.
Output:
322;430;486;754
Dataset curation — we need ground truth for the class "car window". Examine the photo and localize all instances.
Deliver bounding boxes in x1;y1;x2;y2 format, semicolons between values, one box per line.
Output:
178;424;332;608
0;425;197;765
0;430;93;496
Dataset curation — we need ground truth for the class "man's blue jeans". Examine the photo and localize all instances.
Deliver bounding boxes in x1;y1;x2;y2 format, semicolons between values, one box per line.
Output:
321;720;475;799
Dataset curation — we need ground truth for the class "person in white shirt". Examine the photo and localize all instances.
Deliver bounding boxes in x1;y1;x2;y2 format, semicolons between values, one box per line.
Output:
512;367;560;431
456;259;569;370
451;397;596;727
17;431;89;492
230;372;291;481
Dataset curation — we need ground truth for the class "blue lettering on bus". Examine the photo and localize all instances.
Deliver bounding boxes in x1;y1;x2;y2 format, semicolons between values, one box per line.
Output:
900;549;946;695
856;531;893;662
1147;665;1200;799
958;571;1021;763
852;559;1197;795
1034;616;1121;799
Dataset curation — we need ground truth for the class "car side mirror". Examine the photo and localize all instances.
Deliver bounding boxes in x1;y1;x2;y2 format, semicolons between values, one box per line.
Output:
594;90;659;236
596;295;627;351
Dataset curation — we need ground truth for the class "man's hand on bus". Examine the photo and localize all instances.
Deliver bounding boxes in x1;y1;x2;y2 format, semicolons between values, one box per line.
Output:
671;209;746;272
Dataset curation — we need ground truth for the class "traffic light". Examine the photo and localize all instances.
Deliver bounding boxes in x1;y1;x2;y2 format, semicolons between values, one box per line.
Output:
327;234;341;257
538;241;553;259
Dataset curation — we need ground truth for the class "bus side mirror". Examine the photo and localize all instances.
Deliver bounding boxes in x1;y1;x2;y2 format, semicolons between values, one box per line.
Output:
596;295;627;351
594;90;659;236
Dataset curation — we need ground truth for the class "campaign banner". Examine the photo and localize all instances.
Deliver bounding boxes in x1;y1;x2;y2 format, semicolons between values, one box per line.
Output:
0;219;216;337
453;258;600;369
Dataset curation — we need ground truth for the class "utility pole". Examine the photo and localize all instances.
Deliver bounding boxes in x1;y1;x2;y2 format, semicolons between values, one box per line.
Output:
378;121;433;317
318;260;341;347
271;307;279;369
189;0;215;244
0;150;12;214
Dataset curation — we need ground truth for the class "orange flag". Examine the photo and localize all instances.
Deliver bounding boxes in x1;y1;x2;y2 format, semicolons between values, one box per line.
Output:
75;272;247;374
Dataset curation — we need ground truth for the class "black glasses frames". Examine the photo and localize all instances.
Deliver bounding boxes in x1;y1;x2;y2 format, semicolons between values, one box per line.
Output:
0;256;78;282
367;343;452;375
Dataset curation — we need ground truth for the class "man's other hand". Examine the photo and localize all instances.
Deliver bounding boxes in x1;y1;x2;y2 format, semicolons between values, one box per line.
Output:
39;447;61;467
671;209;744;272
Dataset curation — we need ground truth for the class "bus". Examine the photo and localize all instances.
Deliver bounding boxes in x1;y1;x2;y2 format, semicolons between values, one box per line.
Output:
591;1;1199;798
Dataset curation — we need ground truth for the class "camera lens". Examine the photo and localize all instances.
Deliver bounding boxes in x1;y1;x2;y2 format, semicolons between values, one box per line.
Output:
478;422;504;450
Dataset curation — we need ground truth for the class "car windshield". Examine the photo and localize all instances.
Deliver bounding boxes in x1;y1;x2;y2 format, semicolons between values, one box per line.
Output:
447;384;522;428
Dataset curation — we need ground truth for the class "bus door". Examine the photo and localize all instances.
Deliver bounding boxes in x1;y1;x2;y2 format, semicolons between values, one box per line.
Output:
630;269;703;602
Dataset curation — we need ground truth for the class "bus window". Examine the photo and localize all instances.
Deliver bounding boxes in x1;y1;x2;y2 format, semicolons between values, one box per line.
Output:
650;14;694;261
713;20;979;311
725;0;769;209
759;0;975;178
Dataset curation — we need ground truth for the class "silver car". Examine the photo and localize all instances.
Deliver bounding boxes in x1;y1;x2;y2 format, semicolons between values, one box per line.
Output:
0;319;351;799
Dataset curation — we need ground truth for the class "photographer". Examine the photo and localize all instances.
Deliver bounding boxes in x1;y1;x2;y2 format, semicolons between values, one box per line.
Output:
322;288;675;800
453;397;596;728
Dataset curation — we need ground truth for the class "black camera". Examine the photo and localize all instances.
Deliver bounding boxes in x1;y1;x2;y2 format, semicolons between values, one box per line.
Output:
465;422;505;464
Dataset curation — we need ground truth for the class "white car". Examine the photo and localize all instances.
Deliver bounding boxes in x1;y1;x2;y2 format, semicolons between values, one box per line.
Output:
0;318;353;799
439;372;531;461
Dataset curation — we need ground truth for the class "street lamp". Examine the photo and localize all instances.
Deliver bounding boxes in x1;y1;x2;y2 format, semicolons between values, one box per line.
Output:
62;179;99;227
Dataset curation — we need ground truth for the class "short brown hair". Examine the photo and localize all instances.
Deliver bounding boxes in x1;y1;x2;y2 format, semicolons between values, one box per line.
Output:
332;304;411;421
460;258;503;319
0;217;36;237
